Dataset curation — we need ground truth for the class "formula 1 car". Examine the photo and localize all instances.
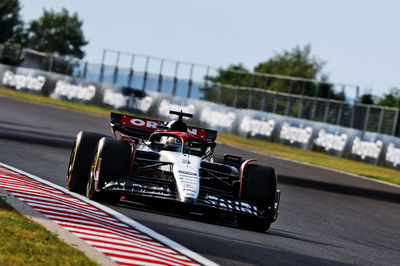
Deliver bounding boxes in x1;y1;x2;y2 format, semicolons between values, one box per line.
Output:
67;111;280;231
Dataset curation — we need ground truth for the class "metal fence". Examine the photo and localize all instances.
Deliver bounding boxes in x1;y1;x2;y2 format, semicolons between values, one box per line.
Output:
1;45;399;136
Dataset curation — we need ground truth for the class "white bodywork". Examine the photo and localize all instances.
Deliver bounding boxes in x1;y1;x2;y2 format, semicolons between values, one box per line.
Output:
159;150;202;202
138;142;204;202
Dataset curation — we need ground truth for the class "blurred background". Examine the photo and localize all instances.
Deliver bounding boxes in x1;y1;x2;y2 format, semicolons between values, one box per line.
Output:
1;0;400;135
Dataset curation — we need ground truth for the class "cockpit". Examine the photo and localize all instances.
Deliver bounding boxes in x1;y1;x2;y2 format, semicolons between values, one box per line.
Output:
149;133;208;156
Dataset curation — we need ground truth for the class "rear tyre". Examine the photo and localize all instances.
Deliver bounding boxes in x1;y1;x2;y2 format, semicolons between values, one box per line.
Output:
86;137;131;203
237;164;277;232
67;131;108;194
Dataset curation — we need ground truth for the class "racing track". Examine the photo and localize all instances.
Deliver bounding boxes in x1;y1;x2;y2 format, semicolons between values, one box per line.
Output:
0;95;399;266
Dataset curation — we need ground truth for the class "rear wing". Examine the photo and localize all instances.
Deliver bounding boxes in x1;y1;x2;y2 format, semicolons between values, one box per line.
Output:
110;113;163;139
110;112;217;141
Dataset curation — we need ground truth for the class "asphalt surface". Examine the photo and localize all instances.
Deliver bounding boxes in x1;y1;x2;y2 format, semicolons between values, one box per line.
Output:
1;95;399;266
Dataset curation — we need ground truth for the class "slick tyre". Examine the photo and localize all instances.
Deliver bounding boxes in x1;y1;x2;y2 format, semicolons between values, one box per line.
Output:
86;137;130;203
237;164;277;232
67;131;108;194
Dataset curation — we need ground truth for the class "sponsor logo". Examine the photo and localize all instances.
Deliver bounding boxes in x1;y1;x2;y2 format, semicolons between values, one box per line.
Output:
128;118;163;129
314;129;347;152
200;107;236;128
182;191;196;197
280;122;313;144
179;175;197;181
181;179;197;185
128;183;172;196
204;195;259;215
187;127;198;135
103;89;126;108
127;95;153;113
178;170;197;176
103;90;153;112
351;136;382;160
385;143;400;167
183;183;195;189
239;116;275;137
120;115;207;138
2;70;45;91
52;80;96;101
188;127;207;138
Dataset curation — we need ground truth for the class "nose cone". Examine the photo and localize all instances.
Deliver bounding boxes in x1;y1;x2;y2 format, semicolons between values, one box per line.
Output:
172;153;201;202
159;150;202;202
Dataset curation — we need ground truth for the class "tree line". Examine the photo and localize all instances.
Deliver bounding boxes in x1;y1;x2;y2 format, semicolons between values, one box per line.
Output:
0;0;87;59
204;44;400;109
203;44;344;108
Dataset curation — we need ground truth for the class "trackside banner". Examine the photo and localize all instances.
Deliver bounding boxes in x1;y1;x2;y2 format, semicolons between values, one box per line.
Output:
0;64;399;170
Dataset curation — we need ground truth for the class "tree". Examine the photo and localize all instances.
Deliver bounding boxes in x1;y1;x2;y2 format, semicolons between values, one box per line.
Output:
207;64;251;86
203;64;251;108
253;44;344;99
255;45;323;79
203;44;344;108
0;0;23;43
25;8;88;58
360;93;375;105
377;88;400;108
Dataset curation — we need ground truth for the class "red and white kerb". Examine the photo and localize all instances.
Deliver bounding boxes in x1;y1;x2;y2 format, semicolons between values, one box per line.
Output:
0;165;201;266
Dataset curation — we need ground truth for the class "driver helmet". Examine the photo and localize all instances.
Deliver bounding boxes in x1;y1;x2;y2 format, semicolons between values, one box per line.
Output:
164;136;182;152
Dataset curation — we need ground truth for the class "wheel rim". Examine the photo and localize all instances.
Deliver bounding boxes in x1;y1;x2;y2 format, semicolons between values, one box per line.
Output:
86;172;95;198
87;151;102;198
66;141;77;186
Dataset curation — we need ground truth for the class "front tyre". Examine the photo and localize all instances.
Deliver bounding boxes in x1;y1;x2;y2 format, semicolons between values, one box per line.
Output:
86;137;131;203
237;164;277;232
237;215;271;232
67;131;108;194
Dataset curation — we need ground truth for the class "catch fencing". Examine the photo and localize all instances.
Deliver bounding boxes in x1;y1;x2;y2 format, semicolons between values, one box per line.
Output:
1;45;399;137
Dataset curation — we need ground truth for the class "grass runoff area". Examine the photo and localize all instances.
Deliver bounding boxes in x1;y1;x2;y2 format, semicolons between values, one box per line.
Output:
1;87;399;185
0;199;97;265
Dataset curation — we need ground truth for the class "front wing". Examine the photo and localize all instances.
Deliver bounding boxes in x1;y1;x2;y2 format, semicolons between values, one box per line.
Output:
103;179;280;221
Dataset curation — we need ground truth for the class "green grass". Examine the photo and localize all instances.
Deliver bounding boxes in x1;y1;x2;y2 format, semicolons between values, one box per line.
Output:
0;87;399;185
0;88;112;116
0;199;97;266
